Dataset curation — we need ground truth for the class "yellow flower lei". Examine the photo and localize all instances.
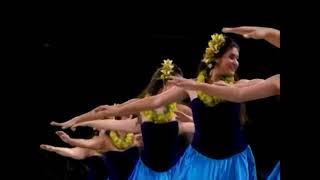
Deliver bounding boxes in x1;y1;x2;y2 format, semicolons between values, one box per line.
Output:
197;33;235;107
196;70;234;107
109;130;134;149
140;103;177;123
140;59;177;123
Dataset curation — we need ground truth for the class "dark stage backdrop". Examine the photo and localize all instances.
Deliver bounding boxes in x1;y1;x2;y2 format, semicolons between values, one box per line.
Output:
29;11;280;180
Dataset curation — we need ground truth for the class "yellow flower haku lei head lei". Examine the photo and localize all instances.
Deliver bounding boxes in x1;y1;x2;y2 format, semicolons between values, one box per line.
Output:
196;33;235;107
141;59;177;123
202;33;226;68
159;59;175;82
109;130;134;150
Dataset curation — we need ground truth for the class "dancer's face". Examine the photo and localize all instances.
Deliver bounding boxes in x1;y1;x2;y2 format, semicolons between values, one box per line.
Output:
215;47;239;76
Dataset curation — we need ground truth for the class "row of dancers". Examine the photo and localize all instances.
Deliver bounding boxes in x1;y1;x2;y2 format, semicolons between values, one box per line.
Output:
41;26;280;180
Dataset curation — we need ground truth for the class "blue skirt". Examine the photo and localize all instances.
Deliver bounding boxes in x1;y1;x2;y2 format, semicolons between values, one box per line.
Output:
267;161;280;180
129;158;181;180
172;145;257;180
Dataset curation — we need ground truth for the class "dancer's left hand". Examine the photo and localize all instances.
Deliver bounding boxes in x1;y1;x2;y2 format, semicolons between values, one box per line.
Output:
93;105;112;113
175;110;193;122
168;76;198;90
70;121;90;131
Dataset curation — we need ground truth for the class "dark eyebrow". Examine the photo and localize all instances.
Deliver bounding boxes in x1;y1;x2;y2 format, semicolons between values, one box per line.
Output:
230;53;239;59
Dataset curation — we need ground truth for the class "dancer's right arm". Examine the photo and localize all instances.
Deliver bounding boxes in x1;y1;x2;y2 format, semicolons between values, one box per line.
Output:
93;98;140;113
72;118;141;133
71;98;141;123
99;86;189;117
55;131;106;150
51;98;140;129
39;145;101;160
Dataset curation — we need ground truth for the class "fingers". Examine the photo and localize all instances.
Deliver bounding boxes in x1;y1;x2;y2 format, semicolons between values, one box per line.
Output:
56;131;66;137
50;121;63;126
168;76;191;86
51;121;73;129
62;125;69;130
65;120;75;129
175;110;193;122
175;110;186;117
168;76;183;86
70;122;85;131
167;80;179;86
94;106;107;113
40;144;49;150
175;110;187;119
56;131;70;143
70;124;79;131
40;144;55;152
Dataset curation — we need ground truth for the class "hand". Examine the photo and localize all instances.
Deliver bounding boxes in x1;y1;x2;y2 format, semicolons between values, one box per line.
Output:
93;105;111;113
70;122;89;131
50;117;78;129
222;26;273;40
133;134;143;147
40;144;56;152
168;76;198;90
175;110;193;122
56;131;72;144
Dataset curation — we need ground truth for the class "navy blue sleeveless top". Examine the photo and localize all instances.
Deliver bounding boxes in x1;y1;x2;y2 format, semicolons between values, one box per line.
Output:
191;98;247;159
141;121;180;172
104;147;139;180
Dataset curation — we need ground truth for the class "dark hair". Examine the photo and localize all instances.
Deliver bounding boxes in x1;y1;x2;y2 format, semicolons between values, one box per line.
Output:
138;63;183;98
197;35;240;82
197;35;247;125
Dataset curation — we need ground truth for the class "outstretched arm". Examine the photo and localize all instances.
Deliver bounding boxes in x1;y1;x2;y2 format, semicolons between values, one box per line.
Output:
222;26;280;48
51;99;141;129
93;98;140;113
40;145;101;160
169;75;280;103
55;131;106;150
72;118;141;133
232;79;265;88
98;86;189;118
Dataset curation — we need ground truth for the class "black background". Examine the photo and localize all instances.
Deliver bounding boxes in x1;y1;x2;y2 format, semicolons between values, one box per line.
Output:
5;5;281;180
